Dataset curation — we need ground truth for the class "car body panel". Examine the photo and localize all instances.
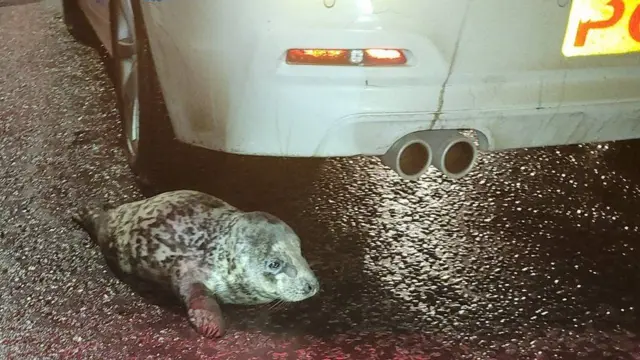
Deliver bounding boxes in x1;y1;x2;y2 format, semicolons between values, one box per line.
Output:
78;0;640;157
78;0;110;51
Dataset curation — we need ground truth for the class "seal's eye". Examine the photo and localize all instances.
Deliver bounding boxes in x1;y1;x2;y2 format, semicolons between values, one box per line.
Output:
266;260;282;272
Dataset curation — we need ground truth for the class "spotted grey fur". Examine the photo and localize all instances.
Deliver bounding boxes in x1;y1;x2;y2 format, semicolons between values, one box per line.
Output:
72;190;319;338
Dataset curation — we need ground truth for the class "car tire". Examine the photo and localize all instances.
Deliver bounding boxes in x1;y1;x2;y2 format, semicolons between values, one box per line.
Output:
109;0;326;194
62;0;99;47
109;0;174;188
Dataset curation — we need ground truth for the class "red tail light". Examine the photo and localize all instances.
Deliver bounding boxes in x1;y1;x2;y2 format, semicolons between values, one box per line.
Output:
286;48;407;66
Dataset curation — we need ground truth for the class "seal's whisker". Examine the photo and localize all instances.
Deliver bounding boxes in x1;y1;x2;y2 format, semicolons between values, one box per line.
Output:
277;301;291;312
271;301;283;311
261;300;281;312
267;300;283;311
277;301;289;312
271;300;292;313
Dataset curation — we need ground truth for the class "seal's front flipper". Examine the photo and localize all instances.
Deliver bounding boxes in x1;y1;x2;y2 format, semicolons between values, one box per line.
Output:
181;282;225;338
71;205;106;244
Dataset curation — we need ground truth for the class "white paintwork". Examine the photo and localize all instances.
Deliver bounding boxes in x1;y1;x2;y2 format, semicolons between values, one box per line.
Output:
78;0;110;52
78;0;640;157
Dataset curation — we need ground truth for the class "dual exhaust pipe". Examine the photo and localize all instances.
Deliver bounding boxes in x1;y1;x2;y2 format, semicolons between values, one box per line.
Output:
379;130;477;181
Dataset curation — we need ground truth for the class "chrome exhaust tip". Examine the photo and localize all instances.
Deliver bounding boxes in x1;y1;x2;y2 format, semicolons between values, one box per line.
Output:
417;130;477;179
379;132;433;181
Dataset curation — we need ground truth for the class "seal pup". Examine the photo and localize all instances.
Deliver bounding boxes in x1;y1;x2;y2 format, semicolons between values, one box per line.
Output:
72;190;320;338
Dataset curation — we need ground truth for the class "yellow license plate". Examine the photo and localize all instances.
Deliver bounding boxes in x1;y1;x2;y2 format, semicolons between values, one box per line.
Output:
562;0;640;57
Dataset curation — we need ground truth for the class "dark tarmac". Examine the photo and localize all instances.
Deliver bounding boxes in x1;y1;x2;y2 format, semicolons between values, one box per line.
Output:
2;2;640;359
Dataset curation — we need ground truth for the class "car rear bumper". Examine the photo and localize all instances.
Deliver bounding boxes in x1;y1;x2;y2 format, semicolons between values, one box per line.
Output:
167;67;640;157
190;103;640;157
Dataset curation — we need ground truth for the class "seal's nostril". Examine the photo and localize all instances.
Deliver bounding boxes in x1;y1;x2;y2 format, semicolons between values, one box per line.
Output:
303;282;314;295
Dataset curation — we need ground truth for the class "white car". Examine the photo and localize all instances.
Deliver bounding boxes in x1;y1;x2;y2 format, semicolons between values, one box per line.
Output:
63;0;640;181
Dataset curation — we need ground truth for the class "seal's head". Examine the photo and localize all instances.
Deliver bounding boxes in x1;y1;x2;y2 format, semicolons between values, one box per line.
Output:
233;211;320;303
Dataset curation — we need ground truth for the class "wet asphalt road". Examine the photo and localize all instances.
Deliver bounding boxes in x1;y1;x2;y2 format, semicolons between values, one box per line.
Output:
3;2;640;359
